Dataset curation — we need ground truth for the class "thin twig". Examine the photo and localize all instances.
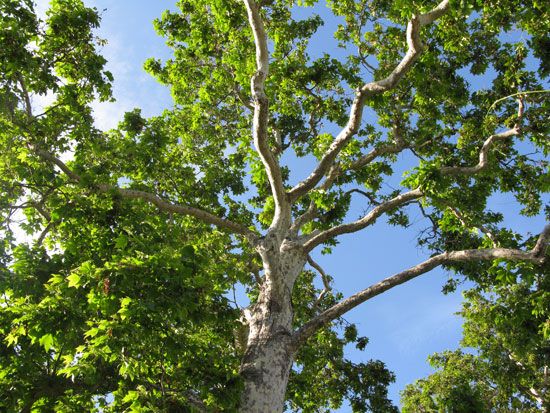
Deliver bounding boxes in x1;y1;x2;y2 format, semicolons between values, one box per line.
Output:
307;255;331;310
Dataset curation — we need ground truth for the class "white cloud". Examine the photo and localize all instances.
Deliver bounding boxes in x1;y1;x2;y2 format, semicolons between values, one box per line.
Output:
91;99;128;131
84;3;172;130
30;91;56;115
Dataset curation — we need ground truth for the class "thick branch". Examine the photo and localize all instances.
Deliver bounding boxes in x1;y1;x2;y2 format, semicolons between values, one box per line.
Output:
288;0;450;202
293;224;550;347
303;188;423;251
242;0;288;227
34;149;258;241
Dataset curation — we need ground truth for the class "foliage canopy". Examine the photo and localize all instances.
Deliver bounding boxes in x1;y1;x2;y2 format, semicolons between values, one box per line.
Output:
0;0;548;411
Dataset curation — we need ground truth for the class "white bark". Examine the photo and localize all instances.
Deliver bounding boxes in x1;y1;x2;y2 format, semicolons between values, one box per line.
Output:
288;0;451;202
441;98;524;176
29;4;543;411
303;188;423;251
239;331;294;412
240;234;307;412
242;0;289;229
440;127;520;176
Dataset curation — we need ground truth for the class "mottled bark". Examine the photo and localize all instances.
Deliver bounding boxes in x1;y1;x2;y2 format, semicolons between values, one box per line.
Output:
239;233;306;412
242;0;289;228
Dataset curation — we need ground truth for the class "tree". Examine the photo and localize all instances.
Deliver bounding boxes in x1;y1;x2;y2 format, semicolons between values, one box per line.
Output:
1;0;548;411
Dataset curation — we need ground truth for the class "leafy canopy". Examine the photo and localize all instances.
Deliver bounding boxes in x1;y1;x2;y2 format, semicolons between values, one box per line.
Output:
0;0;548;411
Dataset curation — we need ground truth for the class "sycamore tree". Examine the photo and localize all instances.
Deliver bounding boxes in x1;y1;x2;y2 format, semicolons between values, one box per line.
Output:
1;0;549;411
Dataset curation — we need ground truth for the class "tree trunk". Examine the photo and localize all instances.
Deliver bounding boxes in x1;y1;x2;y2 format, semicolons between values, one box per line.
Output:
239;327;294;412
239;235;305;412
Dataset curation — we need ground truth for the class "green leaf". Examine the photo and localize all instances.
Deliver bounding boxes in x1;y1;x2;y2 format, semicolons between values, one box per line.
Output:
39;334;54;352
115;233;128;249
67;272;81;288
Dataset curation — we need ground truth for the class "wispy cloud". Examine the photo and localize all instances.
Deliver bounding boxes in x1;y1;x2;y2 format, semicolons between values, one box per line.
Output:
389;297;463;355
86;1;173;130
30;1;172;130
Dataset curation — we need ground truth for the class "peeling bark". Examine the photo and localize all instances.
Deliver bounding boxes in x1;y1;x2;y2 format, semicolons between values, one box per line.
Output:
239;233;306;412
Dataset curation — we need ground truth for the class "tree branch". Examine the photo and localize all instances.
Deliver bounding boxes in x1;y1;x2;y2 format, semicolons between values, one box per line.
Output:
303;188;423;252
290;163;341;234
506;353;545;406
18;75;33;117
440;127;520;176
242;0;288;227
348;126;407;172
448;206;498;246
441;98;524;176
34;149;259;242
290;124;405;234
287;0;450;202
234;82;254;111
345;188;380;205
36;222;54;246
293;224;550;347
307;255;332;310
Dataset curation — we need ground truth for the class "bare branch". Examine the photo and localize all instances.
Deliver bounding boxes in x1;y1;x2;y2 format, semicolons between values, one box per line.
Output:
303;188;423;252
292;224;550;347
348;126;407;172
486;89;549;115
307;255;331;310
345;188;380;206
242;0;288;227
234;83;254;111
440;127;520;176
413;201;439;243
291;202;317;235
36;222;54;246
34;149;259;242
18;76;33;117
507;353;545;406
287;0;450;202
441;97;525;176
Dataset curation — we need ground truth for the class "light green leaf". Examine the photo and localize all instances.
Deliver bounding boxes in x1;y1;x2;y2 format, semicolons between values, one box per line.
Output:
39;334;54;352
67;273;81;288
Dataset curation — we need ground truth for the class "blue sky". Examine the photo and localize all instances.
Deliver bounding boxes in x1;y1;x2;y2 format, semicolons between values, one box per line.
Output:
33;0;548;409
